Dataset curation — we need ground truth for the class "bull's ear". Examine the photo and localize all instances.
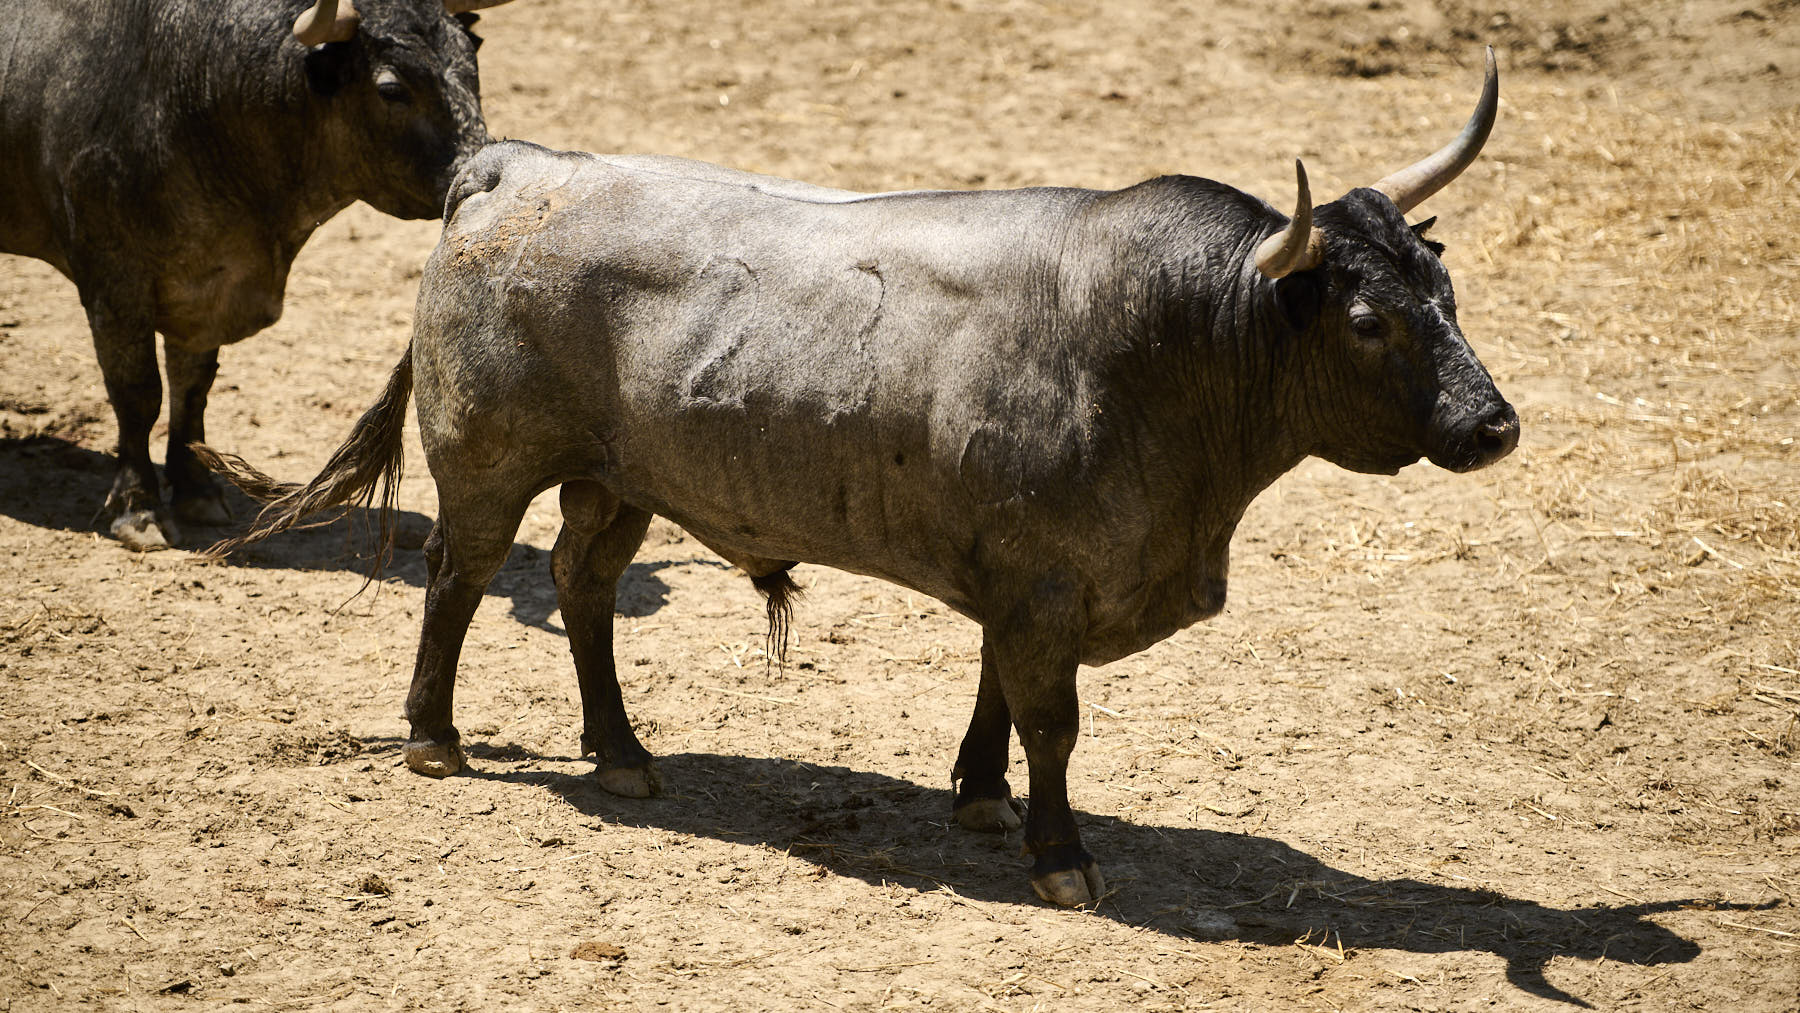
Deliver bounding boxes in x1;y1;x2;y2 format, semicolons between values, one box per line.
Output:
304;41;359;97
1273;271;1322;332
1411;216;1446;256
454;11;484;49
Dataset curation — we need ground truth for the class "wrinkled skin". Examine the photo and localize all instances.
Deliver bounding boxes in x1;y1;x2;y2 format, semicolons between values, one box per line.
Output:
205;137;1518;907
0;0;489;549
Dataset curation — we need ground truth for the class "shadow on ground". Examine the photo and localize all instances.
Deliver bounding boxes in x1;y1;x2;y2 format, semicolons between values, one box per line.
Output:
0;435;688;629
411;746;1761;1009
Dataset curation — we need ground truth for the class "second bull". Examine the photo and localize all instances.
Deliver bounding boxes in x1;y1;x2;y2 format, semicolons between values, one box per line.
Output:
0;0;512;550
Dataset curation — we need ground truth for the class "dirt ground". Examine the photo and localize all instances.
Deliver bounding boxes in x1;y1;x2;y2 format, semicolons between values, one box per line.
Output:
3;0;1798;1009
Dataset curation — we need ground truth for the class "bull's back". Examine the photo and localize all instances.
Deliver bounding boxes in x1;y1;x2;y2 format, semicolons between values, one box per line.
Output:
419;143;1100;608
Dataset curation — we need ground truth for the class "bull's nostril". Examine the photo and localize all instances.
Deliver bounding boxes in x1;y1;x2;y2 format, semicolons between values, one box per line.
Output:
1474;412;1520;461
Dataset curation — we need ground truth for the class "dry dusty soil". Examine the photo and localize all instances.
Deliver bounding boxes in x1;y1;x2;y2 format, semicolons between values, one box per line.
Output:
3;0;1799;1010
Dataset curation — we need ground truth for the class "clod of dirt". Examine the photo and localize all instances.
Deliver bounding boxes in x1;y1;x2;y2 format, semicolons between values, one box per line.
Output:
569;941;626;962
355;874;393;897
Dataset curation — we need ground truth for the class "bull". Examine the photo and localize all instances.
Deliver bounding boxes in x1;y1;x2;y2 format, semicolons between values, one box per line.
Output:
0;0;513;550
200;51;1518;906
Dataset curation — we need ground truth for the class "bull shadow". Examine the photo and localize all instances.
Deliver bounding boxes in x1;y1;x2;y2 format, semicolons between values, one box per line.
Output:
0;434;678;628
446;748;1754;1008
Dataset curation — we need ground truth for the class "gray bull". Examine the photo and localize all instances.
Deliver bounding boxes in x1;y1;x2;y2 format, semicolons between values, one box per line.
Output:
202;52;1518;906
0;0;510;551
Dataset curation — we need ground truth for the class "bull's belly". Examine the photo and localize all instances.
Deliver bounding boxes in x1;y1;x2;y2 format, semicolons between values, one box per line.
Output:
612;473;983;620
603;452;1227;666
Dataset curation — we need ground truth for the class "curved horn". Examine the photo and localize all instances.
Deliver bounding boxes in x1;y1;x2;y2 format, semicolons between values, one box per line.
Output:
294;0;360;45
1255;160;1324;279
444;0;516;12
1371;46;1499;214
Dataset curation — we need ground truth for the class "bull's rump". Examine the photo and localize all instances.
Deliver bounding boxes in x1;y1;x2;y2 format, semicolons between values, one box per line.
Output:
414;144;1107;616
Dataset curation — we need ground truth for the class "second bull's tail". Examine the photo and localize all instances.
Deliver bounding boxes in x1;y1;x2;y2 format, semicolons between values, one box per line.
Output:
193;345;414;563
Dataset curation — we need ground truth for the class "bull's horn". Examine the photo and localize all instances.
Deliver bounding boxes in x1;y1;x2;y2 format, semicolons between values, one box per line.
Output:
444;0;517;12
1255;160;1324;279
294;0;360;45
1371;47;1499;214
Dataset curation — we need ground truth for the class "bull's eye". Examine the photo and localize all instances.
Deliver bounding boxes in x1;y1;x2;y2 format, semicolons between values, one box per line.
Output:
375;69;412;104
1350;312;1386;340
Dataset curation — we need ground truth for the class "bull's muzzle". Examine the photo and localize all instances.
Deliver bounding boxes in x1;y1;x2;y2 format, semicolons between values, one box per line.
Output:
1434;402;1519;473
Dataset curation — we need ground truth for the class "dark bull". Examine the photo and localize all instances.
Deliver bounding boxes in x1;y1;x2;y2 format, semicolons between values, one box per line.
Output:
200;51;1517;906
0;0;514;551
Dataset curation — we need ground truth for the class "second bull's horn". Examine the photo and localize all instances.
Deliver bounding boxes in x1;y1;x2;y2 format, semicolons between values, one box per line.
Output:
1371;47;1500;214
444;0;517;12
294;0;360;45
1255;160;1324;279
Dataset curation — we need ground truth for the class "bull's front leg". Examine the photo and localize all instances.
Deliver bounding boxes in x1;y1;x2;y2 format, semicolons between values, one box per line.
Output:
87;300;176;550
981;586;1104;907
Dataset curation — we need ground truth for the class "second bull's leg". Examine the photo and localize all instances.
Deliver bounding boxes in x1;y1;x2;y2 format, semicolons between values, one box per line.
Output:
554;481;660;797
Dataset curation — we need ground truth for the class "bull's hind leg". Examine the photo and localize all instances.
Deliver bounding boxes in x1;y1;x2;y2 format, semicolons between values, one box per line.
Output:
950;643;1024;832
401;488;530;778
554;481;659;797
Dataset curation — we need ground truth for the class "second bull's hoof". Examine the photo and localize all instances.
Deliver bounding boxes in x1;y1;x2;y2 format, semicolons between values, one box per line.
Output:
111;508;177;551
594;763;662;798
1031;862;1106;908
954;797;1024;833
403;739;466;778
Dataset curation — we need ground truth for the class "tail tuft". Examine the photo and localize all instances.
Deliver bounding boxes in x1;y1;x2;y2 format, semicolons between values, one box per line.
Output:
196;347;414;573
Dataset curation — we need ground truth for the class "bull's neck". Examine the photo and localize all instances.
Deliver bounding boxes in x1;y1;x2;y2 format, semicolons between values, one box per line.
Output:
1070;226;1310;541
177;5;352;237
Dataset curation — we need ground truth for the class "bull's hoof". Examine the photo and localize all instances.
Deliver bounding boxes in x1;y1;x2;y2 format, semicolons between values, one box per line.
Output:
954;797;1024;833
594;762;662;798
173;489;233;527
110;509;177;551
402;739;466;778
1030;862;1106;908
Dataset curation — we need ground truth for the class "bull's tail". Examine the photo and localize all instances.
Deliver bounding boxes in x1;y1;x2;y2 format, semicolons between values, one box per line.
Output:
193;345;414;565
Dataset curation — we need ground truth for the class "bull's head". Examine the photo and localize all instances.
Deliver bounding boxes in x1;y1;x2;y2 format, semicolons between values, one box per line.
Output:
293;0;514;220
1256;48;1519;475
